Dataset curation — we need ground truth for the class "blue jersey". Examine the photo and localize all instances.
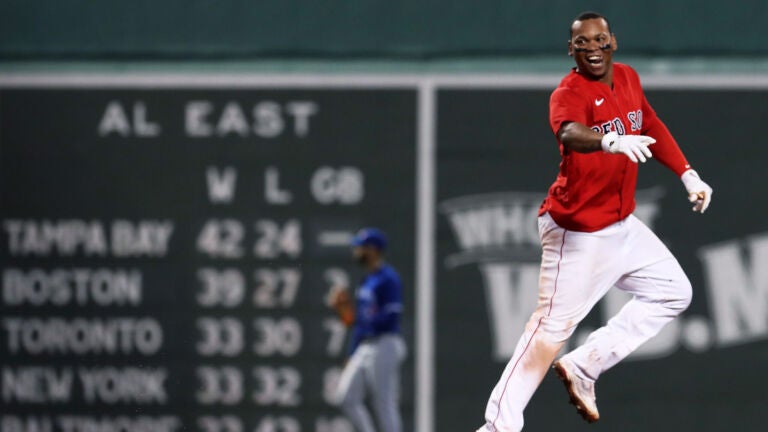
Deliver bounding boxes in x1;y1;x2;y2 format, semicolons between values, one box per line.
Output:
349;264;403;354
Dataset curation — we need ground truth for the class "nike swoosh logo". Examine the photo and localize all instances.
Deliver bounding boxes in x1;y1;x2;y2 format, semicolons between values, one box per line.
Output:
595;98;605;106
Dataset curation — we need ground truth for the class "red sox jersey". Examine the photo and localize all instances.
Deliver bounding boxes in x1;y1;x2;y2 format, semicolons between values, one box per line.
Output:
539;63;691;232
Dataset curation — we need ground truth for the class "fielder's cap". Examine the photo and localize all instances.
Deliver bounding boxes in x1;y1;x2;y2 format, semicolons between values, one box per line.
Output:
351;227;387;250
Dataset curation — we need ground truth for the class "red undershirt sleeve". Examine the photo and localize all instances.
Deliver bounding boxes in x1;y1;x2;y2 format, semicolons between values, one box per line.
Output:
641;92;691;177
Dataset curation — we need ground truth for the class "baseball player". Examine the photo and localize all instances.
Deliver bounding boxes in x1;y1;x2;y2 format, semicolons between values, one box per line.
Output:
327;228;406;432
477;11;713;431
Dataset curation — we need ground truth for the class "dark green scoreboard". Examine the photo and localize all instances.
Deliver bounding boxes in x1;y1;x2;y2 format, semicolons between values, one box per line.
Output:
2;75;768;432
435;87;768;432
0;85;417;432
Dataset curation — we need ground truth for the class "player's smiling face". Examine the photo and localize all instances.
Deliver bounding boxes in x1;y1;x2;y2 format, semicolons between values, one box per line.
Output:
569;18;617;84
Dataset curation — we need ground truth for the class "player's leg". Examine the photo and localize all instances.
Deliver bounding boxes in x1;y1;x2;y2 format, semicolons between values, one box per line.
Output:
560;215;692;381
369;334;407;432
335;344;376;432
478;213;623;432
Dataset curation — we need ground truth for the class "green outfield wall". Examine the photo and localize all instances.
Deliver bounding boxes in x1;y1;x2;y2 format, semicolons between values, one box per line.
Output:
1;0;765;60
1;74;766;432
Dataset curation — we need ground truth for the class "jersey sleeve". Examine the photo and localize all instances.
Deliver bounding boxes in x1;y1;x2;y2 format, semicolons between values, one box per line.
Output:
370;275;402;332
549;86;589;135
640;88;691;176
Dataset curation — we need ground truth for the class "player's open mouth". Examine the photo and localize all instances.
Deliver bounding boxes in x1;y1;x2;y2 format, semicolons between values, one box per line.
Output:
587;55;603;66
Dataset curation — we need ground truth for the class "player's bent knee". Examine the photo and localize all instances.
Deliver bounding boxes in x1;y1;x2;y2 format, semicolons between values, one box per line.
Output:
670;277;693;314
537;318;578;344
534;310;583;343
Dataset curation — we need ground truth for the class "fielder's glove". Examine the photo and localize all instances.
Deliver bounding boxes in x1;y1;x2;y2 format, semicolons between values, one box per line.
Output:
326;285;355;327
601;132;656;163
680;169;713;213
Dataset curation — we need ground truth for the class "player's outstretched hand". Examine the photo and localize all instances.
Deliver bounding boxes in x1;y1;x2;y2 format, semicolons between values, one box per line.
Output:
601;132;656;163
681;169;713;213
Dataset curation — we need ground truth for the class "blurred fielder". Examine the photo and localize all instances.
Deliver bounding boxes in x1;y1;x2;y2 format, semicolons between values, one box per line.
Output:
478;11;713;431
328;228;406;432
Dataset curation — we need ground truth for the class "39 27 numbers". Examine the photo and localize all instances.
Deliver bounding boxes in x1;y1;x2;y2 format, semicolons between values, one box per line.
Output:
193;214;356;432
197;267;301;308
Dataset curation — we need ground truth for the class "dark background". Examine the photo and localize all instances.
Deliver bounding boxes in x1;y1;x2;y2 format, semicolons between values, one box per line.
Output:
1;1;765;59
2;1;767;431
2;83;766;432
0;88;418;431
436;88;768;431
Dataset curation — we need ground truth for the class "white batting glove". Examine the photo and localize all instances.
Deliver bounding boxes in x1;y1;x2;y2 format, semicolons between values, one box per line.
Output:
680;169;713;213
601;132;656;163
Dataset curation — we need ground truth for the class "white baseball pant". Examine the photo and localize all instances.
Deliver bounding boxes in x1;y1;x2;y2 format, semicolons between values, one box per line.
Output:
335;334;407;432
479;212;692;431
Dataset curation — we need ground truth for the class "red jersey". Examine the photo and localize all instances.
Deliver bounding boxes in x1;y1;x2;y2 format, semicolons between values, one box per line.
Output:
539;63;690;232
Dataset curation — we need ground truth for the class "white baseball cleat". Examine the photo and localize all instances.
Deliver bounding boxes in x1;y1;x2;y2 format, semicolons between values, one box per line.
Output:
553;358;600;423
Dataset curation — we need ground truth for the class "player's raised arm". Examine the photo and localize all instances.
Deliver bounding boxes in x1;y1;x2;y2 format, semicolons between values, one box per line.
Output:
557;121;656;163
550;87;655;163
639;91;689;173
640;91;714;212
556;121;603;152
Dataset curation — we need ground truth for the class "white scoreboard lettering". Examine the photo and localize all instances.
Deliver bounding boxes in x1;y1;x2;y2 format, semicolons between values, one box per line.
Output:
0;84;415;432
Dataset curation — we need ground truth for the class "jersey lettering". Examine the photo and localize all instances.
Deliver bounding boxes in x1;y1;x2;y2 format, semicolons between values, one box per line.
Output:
612;118;626;135
627;110;643;131
597;117;627;135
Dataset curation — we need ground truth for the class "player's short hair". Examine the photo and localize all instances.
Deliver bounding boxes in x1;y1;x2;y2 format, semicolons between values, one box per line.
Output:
570;11;612;37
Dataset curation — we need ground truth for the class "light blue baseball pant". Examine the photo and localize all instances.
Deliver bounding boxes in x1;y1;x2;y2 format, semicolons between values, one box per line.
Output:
335;334;407;432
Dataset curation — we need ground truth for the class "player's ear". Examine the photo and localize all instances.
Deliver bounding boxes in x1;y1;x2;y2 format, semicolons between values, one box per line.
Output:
567;39;573;56
611;33;618;51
